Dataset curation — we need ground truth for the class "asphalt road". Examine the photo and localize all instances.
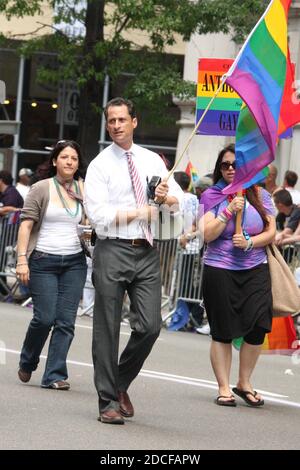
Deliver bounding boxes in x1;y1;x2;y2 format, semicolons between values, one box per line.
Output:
0;302;299;450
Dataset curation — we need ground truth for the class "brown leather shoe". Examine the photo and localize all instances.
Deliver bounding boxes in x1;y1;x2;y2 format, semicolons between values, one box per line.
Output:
118;391;134;418
98;409;124;425
18;369;32;383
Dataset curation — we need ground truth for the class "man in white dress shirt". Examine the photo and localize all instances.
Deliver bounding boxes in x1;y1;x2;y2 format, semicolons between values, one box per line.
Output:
85;97;183;424
16;168;33;201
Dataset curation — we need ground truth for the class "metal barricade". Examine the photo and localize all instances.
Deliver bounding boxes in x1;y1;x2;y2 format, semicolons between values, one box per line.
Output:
281;243;300;273
156;238;179;311
0;213;21;301
161;239;205;323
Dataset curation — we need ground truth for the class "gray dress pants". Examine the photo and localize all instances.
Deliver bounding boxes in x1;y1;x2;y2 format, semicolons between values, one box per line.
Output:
92;239;162;413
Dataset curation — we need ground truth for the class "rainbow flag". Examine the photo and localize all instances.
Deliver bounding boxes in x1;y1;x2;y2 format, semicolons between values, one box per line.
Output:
233;316;300;355
262;316;299;354
278;52;300;135
248;165;269;187
222;0;294;194
185;161;198;191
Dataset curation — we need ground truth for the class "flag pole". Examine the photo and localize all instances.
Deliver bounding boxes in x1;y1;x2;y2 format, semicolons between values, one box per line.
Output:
166;78;226;181
235;190;243;234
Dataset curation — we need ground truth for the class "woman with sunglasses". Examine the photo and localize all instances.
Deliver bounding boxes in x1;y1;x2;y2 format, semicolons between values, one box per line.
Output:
16;140;87;390
200;144;276;407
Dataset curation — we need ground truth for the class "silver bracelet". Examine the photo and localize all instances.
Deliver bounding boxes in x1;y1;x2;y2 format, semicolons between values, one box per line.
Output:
217;213;228;224
244;238;254;252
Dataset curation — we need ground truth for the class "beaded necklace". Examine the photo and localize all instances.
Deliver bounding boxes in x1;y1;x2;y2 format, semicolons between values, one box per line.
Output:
53;176;80;218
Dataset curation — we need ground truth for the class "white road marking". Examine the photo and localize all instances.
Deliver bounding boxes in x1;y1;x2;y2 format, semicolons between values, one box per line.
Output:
141;369;289;398
2;347;299;408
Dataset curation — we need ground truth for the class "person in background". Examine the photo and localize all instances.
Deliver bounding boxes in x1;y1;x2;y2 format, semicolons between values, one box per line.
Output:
174;171;198;233
16;168;33;201
201;143;276;407
16;140;87;390
194;176;213;202
0;170;23;217
85;97;183;425
194;175;213;331
173;171;205;330
273;189;300;246
264;163;280;195
276;221;300;247
30;160;50;184
282;170;300;205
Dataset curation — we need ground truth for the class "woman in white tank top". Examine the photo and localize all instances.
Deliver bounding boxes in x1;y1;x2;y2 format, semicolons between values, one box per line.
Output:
16;140;87;390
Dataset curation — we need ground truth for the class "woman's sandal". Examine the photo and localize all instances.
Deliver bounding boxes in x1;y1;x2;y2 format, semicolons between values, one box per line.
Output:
214;395;237;407
232;387;264;407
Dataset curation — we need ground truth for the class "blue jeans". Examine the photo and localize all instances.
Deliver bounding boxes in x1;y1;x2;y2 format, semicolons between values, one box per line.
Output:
19;250;87;386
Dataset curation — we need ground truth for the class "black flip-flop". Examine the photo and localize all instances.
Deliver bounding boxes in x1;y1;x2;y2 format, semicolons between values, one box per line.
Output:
232;387;264;407
214;395;237;407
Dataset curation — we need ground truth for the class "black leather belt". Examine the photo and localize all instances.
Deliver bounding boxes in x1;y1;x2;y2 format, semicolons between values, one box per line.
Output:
105;237;150;247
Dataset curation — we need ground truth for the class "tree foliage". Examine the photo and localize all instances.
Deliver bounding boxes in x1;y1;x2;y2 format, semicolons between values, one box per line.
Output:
0;0;268;159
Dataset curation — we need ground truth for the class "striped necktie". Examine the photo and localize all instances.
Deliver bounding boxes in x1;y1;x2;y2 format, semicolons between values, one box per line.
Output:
125;151;153;245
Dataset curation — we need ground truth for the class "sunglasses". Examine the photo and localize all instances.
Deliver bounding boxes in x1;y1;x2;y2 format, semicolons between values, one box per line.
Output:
220;161;236;171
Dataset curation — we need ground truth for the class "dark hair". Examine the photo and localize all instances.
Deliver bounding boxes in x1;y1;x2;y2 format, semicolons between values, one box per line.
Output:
47;140;84;179
273;189;293;207
246;186;269;227
104;97;136;120
284;170;298;188
174;171;191;191
213;144;236;184
213;144;269;227
0;170;13;186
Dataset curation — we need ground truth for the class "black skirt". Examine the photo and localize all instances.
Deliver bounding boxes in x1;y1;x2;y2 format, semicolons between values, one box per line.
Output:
203;263;273;340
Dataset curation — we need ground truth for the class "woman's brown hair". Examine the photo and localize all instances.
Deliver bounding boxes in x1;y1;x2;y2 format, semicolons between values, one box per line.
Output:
246;186;269;227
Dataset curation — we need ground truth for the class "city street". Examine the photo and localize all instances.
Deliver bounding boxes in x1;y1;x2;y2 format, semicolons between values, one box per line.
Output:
0;302;299;450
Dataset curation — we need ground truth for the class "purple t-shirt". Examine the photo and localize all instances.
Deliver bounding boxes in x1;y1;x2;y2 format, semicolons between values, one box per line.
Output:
204;188;275;270
0;185;23;208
